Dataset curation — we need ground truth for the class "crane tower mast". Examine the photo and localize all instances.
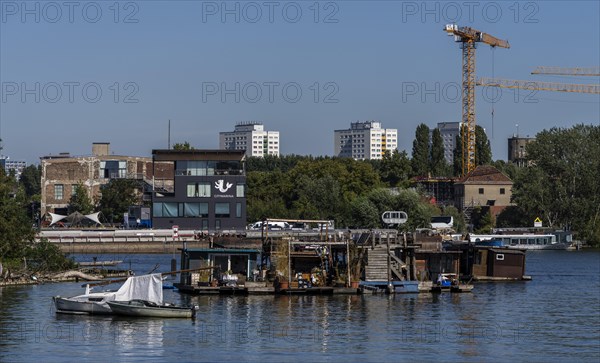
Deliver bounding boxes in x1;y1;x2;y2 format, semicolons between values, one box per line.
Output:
444;24;510;176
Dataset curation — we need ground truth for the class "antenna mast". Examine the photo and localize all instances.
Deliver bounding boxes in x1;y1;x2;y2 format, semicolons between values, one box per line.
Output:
168;120;171;149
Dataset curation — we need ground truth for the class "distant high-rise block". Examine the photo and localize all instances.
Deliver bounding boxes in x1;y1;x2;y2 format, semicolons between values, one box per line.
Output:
334;121;397;160
219;122;280;158
436;122;462;164
0;157;26;180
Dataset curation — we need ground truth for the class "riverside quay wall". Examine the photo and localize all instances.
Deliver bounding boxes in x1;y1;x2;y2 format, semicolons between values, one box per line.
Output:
38;229;262;254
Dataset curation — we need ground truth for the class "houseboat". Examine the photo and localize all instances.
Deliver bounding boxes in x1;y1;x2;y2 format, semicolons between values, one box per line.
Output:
446;243;531;281
468;233;568;250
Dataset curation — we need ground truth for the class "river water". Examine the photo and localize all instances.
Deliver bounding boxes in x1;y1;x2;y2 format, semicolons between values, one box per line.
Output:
1;251;599;362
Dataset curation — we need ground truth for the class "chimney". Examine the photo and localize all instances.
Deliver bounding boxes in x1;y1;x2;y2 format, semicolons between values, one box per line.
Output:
92;142;110;156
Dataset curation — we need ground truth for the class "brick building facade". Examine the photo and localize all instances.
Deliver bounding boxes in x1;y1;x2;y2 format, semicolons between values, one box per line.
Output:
40;143;157;217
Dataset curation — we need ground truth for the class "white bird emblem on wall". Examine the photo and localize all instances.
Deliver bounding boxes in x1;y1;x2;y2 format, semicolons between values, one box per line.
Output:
215;180;233;193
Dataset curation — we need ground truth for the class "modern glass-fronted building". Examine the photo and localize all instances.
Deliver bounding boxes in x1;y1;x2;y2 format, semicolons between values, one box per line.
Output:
151;149;247;231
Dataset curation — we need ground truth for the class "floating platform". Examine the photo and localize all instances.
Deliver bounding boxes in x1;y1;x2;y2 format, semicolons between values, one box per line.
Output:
472;275;532;281
174;283;275;295
360;280;419;294
418;281;473;293
173;283;359;295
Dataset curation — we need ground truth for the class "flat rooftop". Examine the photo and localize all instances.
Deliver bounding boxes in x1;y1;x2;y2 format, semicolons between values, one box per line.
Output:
152;149;246;161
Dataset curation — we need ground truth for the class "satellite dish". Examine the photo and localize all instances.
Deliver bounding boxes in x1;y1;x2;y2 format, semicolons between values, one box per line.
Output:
382;211;408;226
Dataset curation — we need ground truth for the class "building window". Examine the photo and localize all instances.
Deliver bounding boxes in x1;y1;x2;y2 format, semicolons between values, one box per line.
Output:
54;184;64;200
236;184;245;197
475;252;482;265
183;203;209;217
215;219;221;230
202;219;208;230
500;188;506;195
187;182;211;197
478;188;484;194
236;203;242;218
71;184;78;197
215;203;230;218
100;160;127;179
153;202;178;217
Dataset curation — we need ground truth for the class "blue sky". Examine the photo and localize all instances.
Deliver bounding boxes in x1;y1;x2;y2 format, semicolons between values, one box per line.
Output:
1;0;599;164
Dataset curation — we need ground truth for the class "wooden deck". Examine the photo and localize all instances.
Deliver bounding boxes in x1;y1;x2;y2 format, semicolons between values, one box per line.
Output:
174;283;359;295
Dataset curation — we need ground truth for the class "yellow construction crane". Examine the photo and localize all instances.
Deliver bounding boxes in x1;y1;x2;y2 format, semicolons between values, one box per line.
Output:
476;78;600;94
531;66;600;77
444;24;510;176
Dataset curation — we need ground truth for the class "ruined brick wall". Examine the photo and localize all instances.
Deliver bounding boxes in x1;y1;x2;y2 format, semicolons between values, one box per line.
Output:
40;155;154;215
150;161;174;179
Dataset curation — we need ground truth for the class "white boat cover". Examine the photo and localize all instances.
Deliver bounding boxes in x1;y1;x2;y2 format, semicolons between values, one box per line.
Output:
112;273;163;304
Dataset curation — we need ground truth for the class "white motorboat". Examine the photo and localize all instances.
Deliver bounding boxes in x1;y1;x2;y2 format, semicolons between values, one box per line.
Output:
53;273;164;315
53;285;116;314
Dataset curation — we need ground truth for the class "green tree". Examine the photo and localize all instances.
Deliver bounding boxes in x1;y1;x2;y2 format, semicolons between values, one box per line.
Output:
19;164;41;199
360;188;438;231
375;150;412;187
495;205;531;228
475;125;492;166
511;125;600;245
429;128;448;176
172;142;194;150
97;179;138;223
0;170;33;259
246;170;291;222
453;124;492;176
247;154;309;173
18;164;42;225
25;239;77;272
491;160;521;180
472;207;494;233
411;123;430;177
349;197;379;228
1;169;74;272
68;183;94;214
392;188;439;231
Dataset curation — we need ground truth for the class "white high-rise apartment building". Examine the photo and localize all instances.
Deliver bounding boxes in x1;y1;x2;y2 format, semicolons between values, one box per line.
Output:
436;121;462;164
334;121;398;160
220;122;280;157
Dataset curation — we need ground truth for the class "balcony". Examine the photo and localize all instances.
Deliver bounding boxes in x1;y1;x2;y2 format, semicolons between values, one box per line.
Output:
175;169;244;176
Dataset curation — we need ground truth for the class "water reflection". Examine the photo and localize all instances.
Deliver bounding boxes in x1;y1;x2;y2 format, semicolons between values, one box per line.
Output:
0;251;598;362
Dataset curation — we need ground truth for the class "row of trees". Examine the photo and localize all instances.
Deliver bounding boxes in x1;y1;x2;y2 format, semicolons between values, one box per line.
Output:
246;156;462;231
68;180;140;223
247;124;599;245
0;168;75;273
411;123;492;178
508;124;600;244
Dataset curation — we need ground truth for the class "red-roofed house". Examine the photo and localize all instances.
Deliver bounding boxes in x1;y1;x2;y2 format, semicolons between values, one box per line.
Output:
454;165;513;218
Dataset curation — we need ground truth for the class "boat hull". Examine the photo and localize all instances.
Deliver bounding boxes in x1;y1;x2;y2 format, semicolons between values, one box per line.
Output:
506;243;568;250
53;296;113;315
107;300;194;318
430;284;474;293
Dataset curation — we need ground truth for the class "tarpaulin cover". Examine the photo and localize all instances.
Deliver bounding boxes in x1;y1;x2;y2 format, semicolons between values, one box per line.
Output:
112;273;163;304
